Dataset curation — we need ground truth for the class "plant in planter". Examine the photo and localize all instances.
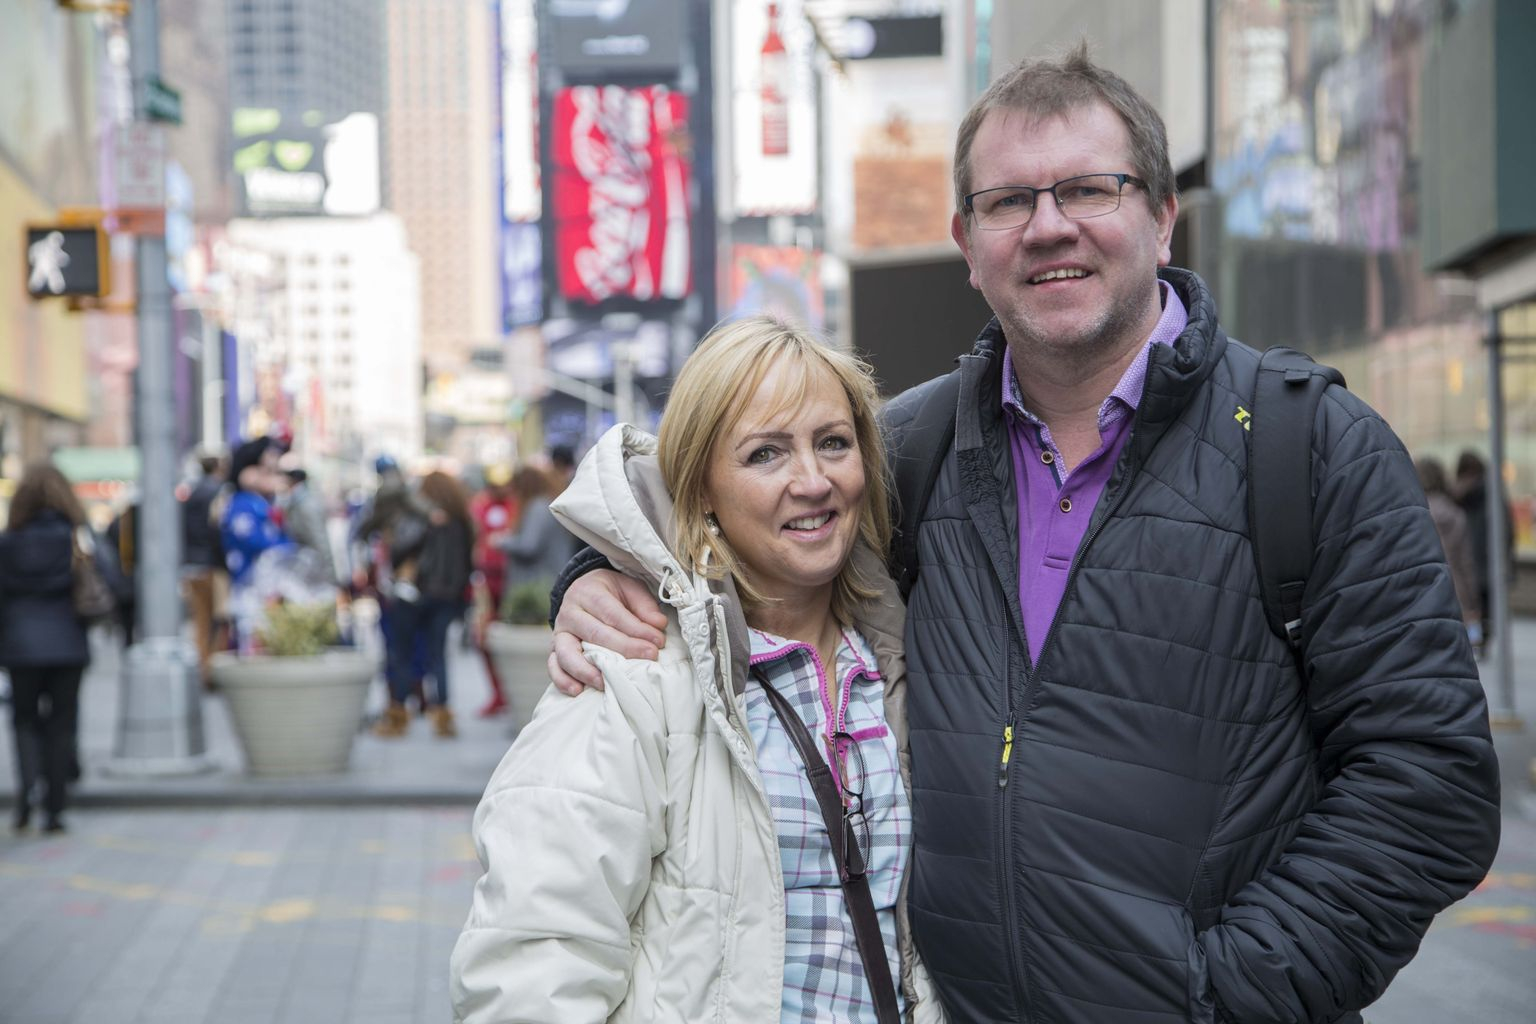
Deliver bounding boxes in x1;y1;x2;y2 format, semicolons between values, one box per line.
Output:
209;600;375;777
484;579;556;730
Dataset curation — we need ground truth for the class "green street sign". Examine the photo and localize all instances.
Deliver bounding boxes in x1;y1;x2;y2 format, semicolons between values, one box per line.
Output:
146;77;182;125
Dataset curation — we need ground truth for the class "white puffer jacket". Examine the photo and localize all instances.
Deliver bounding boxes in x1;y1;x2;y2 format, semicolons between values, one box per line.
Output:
450;424;943;1023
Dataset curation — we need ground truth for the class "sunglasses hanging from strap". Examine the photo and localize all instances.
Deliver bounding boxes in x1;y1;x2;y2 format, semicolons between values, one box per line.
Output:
751;667;902;1024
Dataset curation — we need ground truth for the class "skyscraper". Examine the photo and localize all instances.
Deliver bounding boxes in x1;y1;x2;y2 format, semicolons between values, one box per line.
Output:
384;0;501;456
227;0;384;117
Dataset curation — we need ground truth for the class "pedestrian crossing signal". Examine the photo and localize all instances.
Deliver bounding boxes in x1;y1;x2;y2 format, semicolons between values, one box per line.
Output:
24;223;109;299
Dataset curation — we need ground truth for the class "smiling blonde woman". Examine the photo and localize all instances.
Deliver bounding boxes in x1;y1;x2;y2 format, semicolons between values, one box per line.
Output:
450;316;943;1023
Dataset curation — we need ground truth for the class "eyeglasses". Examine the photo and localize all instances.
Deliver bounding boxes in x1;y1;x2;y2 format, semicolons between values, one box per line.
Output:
828;730;872;881
963;172;1147;231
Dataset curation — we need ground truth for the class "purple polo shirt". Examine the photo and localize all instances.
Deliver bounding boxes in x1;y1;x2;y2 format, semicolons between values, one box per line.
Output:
1002;281;1188;665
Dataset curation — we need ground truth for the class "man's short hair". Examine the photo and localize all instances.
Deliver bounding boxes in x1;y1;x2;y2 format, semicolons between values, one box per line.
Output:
656;315;891;623
953;41;1176;218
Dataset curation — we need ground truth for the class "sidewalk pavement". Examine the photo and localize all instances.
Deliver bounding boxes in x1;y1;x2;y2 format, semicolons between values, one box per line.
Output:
0;620;520;811
2;615;1534;815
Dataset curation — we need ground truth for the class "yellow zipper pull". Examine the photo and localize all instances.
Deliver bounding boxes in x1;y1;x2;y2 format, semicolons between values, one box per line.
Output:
998;718;1015;788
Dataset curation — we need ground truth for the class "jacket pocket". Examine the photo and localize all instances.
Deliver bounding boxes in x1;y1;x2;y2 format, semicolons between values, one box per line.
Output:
1184;910;1219;1024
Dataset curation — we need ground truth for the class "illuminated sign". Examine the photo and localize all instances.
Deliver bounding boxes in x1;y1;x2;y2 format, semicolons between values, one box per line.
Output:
231;109;380;217
731;0;816;216
550;85;692;304
546;0;685;74
25;223;108;298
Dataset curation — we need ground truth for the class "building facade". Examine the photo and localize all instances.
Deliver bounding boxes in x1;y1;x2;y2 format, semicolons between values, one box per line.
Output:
987;0;1535;558
384;0;503;461
224;214;423;487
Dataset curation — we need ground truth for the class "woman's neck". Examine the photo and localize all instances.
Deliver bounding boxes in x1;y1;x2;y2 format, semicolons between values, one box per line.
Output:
746;587;842;671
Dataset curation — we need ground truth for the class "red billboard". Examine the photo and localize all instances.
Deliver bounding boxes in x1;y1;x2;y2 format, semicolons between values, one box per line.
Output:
551;85;692;304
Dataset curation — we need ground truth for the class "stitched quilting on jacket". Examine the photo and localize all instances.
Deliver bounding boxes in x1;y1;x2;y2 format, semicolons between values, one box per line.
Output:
880;268;1500;1024
450;424;944;1024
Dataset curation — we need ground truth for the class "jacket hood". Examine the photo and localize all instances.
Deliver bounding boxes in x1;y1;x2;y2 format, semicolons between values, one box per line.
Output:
549;425;698;608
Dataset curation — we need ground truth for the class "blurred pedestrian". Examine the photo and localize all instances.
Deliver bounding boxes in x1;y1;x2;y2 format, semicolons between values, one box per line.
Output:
375;471;474;739
1418;457;1482;640
1455;450;1515;656
222;436;290;652
0;462;94;833
105;496;140;644
281;466;337;583
547;444;577;496
180;453;228;688
353;454;431;710
497;466;571;594
468;465;519;717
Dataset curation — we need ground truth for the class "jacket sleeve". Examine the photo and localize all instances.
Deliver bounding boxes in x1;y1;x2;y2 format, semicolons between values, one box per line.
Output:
1197;394;1502;1022
450;646;670;1023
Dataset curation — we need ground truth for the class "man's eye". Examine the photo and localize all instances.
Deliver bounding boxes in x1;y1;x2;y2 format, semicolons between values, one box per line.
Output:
1062;185;1106;200
993;190;1033;210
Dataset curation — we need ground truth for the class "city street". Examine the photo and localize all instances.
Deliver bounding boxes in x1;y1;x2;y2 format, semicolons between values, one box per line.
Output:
2;622;1535;1022
1;812;1532;1023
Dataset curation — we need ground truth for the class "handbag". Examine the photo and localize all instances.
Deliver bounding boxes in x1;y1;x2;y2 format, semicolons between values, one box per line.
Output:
71;526;118;623
751;667;903;1024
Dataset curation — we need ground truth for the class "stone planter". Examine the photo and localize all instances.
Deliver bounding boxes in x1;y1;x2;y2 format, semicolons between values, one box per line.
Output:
210;649;375;777
484;622;554;730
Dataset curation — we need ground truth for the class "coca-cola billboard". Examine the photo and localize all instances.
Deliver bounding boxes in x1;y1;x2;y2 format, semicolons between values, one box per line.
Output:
551;85;692;304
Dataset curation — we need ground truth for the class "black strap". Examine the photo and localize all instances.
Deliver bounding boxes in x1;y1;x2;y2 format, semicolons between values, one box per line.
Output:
751;668;902;1024
1247;346;1345;652
892;370;962;600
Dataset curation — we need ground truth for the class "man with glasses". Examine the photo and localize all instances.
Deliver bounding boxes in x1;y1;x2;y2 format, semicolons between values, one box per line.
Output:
550;45;1499;1022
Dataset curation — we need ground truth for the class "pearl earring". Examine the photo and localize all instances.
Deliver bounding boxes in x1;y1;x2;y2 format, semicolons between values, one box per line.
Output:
705;512;721;537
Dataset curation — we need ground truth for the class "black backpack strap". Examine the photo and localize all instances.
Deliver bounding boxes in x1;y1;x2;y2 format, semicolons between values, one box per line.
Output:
889;370;962;600
1247;346;1345;652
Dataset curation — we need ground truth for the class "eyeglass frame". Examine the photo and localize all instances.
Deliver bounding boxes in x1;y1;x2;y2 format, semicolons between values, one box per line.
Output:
828;730;872;881
962;172;1148;231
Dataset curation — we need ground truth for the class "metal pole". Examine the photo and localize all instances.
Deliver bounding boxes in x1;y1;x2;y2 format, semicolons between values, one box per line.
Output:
613;342;636;428
108;0;210;775
1486;310;1518;723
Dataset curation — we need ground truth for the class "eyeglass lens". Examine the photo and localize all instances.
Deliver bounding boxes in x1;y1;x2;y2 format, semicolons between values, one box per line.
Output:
971;174;1129;229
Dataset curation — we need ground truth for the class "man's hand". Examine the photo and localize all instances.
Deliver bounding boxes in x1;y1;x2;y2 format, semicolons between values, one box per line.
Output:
548;569;670;695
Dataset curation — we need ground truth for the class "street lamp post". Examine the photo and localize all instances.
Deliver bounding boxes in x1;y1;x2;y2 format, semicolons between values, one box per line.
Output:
107;0;210;776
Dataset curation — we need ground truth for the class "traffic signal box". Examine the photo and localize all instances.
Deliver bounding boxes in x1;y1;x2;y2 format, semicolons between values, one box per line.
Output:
23;208;110;300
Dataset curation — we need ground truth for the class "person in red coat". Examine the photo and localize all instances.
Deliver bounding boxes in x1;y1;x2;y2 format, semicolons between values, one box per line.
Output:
468;466;520;716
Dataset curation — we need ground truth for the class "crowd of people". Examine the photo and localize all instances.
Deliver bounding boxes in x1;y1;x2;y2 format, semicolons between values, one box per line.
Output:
1;436;577;832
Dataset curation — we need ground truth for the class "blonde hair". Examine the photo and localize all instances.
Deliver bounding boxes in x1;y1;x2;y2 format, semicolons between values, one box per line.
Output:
657;315;891;622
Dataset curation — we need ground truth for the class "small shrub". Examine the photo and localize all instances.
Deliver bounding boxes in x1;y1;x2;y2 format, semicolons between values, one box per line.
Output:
256;601;340;657
499;580;552;626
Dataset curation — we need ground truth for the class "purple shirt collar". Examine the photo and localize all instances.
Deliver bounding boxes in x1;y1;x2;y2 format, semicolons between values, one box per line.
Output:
1001;280;1189;442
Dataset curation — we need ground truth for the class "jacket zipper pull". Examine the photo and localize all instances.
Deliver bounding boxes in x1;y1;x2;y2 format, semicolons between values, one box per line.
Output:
998;717;1015;789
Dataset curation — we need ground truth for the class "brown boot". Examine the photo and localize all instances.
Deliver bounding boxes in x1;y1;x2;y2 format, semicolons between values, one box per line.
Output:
430;704;457;739
373;701;409;738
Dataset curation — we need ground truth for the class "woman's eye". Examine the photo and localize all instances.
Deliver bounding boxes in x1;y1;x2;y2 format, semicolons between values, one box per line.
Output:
820;434;852;451
747;446;777;464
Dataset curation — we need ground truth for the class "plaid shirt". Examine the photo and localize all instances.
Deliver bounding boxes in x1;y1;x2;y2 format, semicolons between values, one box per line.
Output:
746;627;912;1023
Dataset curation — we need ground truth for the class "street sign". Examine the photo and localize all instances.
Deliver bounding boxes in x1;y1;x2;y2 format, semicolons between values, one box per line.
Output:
116;122;167;208
25;224;109;298
145;76;182;125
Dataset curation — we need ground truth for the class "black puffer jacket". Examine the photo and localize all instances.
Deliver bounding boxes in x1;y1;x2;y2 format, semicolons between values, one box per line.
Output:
880;268;1499;1023
0;509;91;668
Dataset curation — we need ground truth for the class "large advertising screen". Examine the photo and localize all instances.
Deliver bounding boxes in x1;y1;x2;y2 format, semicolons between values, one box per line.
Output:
231;109;380;218
500;0;540;222
730;0;817;216
546;0;686;75
549;85;692;305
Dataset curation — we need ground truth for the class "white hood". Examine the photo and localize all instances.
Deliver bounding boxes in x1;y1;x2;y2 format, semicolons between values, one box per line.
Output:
549;424;703;614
